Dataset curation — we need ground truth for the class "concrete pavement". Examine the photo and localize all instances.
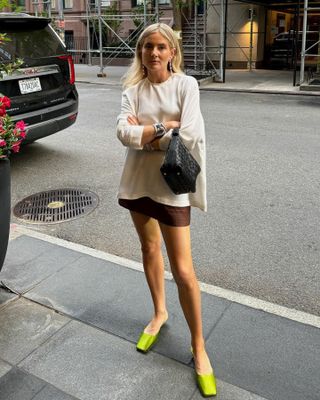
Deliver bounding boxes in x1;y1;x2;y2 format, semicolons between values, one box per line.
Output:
0;224;319;400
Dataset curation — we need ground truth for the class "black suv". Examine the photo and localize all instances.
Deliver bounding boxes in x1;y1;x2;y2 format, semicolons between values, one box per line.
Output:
0;13;78;143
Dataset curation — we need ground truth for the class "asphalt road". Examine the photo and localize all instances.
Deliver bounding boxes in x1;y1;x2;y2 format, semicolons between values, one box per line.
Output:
10;83;320;316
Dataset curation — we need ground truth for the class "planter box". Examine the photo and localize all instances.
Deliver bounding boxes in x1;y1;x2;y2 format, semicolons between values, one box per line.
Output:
0;158;11;272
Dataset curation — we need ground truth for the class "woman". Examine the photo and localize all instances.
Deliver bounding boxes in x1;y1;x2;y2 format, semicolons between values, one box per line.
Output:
117;23;216;397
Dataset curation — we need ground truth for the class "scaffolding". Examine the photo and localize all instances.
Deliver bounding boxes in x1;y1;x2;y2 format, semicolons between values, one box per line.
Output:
30;1;163;75
181;0;266;82
84;0;163;75
28;1;320;85
28;0;260;82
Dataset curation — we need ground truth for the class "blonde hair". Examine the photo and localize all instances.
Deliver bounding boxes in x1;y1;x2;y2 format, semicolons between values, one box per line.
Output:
122;23;183;88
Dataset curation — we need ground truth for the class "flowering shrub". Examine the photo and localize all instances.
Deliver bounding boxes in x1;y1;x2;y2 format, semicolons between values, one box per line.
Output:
0;33;23;80
0;96;26;158
0;33;26;158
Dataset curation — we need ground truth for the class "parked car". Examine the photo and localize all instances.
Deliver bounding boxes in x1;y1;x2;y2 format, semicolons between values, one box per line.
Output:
0;13;78;143
269;30;320;69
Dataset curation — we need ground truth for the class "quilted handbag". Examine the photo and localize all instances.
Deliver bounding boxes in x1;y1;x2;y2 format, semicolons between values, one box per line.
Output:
160;128;201;195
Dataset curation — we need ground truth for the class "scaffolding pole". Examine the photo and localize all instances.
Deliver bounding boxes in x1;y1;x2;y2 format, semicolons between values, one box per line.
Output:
300;0;309;84
97;1;106;77
203;0;207;71
223;0;228;83
86;1;92;65
219;0;225;81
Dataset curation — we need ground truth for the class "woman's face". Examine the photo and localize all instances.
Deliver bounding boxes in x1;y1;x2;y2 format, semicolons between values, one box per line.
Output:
141;32;175;76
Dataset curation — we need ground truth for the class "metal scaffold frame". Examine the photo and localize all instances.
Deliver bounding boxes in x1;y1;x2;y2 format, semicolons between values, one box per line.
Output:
85;0;162;75
182;0;261;82
29;0;253;82
28;1;320;86
30;1;162;76
300;0;320;84
180;1;227;80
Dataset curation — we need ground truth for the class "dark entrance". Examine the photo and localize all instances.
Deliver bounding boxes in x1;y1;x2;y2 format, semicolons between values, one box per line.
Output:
236;0;320;82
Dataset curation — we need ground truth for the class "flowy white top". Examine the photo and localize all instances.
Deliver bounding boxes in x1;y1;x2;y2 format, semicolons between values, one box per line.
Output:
116;73;207;212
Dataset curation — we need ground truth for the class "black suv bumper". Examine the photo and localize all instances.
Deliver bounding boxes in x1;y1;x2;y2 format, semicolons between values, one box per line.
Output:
11;97;78;143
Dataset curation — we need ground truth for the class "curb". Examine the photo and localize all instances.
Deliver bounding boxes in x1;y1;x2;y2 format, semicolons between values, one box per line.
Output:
197;76;320;96
199;86;320;96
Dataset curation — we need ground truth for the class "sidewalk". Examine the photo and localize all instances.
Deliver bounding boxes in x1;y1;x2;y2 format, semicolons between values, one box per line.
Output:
0;225;319;400
74;64;320;96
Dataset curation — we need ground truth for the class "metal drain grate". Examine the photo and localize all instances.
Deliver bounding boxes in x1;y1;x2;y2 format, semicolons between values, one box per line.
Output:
13;188;99;224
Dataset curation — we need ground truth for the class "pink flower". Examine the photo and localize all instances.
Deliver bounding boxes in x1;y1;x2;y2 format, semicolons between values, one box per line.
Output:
15;120;26;131
0;96;10;109
0;95;24;157
11;141;21;153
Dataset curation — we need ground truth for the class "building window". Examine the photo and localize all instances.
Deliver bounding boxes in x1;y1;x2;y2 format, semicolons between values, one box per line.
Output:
51;0;56;8
132;0;170;7
91;0;111;7
17;0;25;6
63;0;73;9
132;0;144;6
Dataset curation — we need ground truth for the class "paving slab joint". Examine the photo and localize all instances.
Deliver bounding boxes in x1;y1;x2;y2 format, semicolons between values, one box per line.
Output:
0;280;21;296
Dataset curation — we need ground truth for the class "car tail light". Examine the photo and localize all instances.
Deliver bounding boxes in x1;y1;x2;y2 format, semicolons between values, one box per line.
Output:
58;55;75;84
69;113;77;121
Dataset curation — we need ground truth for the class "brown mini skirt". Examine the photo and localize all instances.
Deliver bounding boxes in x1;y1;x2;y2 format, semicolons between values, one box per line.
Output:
118;197;191;227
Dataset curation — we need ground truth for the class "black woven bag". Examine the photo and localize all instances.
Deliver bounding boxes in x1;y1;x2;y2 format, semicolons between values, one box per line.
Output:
160;128;201;195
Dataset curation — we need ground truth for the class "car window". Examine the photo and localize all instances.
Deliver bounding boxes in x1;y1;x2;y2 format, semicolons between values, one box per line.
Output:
0;25;65;62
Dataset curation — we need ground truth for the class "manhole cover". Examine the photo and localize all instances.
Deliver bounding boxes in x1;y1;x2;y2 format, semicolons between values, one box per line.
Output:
13;188;99;224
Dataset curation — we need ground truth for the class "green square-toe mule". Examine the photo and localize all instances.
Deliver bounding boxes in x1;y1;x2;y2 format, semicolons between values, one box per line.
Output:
196;371;217;397
136;331;159;353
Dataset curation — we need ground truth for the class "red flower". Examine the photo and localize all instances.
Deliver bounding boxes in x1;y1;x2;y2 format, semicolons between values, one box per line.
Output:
0;107;6;116
0;139;6;147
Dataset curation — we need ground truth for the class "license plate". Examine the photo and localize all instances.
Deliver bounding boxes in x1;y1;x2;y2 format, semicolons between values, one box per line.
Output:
18;77;42;94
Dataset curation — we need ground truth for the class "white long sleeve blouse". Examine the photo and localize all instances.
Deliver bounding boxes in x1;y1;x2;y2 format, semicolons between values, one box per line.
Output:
117;73;207;212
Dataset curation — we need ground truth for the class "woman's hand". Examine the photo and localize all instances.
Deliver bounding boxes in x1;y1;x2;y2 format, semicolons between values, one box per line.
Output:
127;115;139;126
150;121;180;150
164;121;180;131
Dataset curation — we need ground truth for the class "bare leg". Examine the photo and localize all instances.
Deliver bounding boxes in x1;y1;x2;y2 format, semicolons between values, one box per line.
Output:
160;223;212;374
130;211;168;334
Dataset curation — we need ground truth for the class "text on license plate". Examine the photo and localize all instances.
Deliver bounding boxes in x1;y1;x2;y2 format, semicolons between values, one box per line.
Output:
19;77;42;94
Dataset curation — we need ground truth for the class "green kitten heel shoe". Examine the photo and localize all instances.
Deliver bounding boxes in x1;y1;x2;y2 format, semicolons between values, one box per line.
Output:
191;348;217;397
136;331;160;353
